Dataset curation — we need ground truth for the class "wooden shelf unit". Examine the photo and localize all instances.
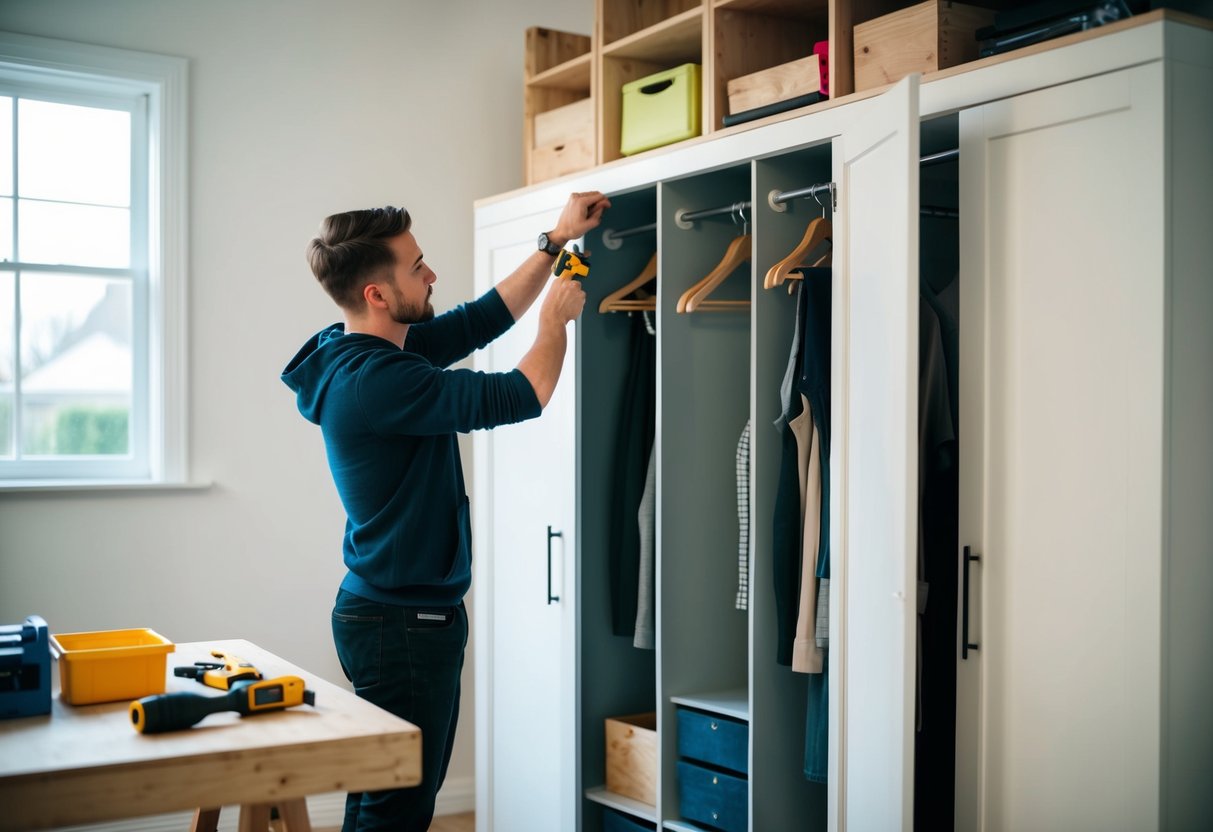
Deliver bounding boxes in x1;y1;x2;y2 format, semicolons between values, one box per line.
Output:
597;1;708;166
709;1;828;130
525;1;1023;182
525;27;596;185
600;0;706;46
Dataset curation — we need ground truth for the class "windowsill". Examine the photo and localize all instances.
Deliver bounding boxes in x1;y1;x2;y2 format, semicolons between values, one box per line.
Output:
0;480;215;495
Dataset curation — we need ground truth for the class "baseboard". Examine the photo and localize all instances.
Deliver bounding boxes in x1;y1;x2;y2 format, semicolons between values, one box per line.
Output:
435;775;476;816
48;777;475;831
305;778;475;825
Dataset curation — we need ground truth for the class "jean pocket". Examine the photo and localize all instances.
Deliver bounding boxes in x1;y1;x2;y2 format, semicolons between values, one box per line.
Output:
332;607;383;691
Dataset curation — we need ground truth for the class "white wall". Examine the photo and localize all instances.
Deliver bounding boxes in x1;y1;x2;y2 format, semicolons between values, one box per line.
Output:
0;0;592;813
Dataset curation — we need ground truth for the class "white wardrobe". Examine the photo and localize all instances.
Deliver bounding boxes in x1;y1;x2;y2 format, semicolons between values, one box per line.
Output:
473;14;1213;832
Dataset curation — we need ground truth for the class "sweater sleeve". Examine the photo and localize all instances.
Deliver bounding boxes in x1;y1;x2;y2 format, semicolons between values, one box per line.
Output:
357;351;542;436
404;288;516;369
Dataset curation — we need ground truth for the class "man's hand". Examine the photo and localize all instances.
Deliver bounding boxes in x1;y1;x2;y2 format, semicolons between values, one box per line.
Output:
541;272;587;326
547;191;611;247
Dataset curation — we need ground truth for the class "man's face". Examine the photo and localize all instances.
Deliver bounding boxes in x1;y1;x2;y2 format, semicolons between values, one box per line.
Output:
383;231;435;324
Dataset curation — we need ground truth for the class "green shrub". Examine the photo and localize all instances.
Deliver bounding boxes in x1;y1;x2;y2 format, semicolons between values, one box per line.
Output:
55;406;129;455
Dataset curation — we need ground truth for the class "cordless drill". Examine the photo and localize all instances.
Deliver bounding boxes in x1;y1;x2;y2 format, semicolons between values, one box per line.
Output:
130;650;316;734
552;245;590;280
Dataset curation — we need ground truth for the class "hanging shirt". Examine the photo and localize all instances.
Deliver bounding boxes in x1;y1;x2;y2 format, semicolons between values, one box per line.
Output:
735;420;752;611
917;299;955;726
793;269;832;785
794;269;832;583
633;445;657;650
792;396;825;674
914;285;960;831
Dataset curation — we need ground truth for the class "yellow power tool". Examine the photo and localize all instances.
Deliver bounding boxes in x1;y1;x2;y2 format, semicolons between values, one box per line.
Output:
131;674;315;734
172;649;261;690
552;245;590;280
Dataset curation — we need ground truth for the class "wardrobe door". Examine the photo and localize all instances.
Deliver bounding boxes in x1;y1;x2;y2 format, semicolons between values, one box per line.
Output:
957;64;1165;832
473;210;577;832
830;73;920;831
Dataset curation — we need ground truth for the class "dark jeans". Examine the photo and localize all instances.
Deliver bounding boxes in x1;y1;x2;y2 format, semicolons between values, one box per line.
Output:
331;589;467;832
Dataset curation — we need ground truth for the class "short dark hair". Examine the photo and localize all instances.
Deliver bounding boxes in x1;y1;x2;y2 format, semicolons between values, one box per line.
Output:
306;206;412;309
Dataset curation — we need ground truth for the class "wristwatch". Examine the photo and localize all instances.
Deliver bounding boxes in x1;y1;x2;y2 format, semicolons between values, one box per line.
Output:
537;231;562;256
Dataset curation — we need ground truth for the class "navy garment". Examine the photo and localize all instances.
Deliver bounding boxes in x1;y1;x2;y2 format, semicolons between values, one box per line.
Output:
773;281;808;666
771;394;806;666
914;286;960;832
332;590;467;832
281;288;539;607
608;312;656;637
794;269;832;784
794;268;832;581
805;654;829;783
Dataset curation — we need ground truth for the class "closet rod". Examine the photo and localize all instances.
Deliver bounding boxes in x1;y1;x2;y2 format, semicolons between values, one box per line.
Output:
683;148;960;224
770;182;834;207
600;221;656;250
920;148;960;167
677;200;752;225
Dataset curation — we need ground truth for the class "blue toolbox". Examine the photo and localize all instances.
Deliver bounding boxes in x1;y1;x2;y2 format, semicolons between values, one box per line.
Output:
0;615;51;718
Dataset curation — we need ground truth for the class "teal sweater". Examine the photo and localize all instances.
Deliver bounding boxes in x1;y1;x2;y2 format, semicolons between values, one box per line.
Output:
282;289;540;606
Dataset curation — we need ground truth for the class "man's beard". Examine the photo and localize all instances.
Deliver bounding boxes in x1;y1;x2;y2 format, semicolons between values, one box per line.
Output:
390;285;435;324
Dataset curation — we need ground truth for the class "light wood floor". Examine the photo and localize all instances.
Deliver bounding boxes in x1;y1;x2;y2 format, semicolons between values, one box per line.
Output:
429;813;474;832
318;811;472;832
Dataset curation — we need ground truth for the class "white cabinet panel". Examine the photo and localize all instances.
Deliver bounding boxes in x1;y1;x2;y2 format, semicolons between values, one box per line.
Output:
957;65;1165;832
473;211;576;832
831;73;920;832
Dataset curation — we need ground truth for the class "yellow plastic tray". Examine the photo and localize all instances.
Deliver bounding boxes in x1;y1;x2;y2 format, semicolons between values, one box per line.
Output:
50;628;174;705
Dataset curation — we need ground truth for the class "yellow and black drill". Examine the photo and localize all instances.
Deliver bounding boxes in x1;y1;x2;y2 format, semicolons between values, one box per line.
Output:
551;245;590;281
130;650;315;734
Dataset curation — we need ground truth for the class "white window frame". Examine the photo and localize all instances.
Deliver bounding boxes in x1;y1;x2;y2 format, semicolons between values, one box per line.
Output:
0;31;187;488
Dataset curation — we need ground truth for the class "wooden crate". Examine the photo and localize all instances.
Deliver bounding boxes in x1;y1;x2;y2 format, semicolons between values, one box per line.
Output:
853;1;995;92
605;712;657;806
726;54;821;116
525;26;594;184
531;97;594;182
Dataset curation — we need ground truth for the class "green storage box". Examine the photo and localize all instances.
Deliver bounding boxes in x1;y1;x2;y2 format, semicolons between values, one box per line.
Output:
620;63;701;156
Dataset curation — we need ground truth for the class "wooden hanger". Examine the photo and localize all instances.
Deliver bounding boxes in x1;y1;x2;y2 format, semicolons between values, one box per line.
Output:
598;252;658;313
764;216;832;289
677;234;753;314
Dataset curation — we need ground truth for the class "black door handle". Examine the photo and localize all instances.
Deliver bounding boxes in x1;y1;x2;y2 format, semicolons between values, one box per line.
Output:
962;545;980;659
546;526;562;605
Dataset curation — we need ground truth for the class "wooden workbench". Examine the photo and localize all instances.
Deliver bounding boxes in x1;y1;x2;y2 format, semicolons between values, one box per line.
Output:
0;638;421;831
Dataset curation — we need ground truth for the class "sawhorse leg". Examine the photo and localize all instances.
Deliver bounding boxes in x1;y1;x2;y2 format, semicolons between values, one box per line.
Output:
191;799;311;832
191;808;220;832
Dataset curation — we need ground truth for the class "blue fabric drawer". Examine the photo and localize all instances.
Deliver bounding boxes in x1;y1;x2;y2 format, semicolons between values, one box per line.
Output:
602;807;656;832
676;707;749;775
677;760;748;832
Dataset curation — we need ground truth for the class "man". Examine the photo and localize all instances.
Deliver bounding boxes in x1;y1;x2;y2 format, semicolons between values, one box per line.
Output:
281;191;609;831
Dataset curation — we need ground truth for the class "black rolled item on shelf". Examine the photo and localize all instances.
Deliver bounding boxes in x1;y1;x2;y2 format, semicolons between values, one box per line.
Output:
720;92;825;129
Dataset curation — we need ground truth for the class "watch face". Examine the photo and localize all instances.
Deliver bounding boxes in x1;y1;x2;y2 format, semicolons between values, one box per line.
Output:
539;232;557;254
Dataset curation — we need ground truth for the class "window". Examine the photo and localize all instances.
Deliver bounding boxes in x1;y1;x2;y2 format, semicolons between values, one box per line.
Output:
0;32;187;486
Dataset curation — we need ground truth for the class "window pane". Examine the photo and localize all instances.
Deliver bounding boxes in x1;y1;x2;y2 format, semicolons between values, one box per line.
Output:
19;199;130;268
0;271;11;457
0;197;11;263
18;98;130;207
19;273;131;457
0;97;11;196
